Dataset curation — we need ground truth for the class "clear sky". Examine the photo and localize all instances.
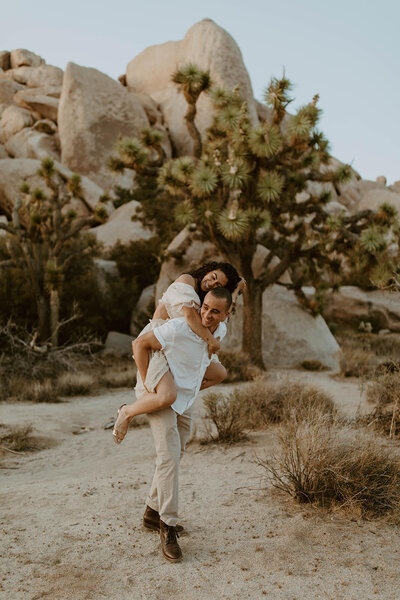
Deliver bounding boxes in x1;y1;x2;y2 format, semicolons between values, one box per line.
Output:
3;0;399;183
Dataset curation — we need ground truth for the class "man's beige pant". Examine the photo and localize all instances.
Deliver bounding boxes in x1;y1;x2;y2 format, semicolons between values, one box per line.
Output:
146;406;193;527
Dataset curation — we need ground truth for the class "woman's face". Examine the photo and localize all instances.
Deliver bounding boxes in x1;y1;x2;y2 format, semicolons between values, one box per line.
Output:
200;269;228;292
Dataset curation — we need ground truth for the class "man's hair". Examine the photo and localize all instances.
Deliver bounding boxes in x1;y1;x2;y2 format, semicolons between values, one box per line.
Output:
207;287;232;310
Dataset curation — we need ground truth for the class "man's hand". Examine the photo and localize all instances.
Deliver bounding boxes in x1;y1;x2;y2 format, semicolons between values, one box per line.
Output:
207;336;220;358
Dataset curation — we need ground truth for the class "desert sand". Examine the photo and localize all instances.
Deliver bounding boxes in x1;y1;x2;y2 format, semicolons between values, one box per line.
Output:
1;370;399;600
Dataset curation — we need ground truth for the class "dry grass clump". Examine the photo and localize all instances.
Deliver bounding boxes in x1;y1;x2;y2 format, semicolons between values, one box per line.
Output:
337;331;400;378
56;372;97;396
360;372;400;439
23;379;61;403
202;378;336;443
369;334;400;360
218;351;263;382
259;415;400;520
340;343;378;378
99;368;135;389
0;424;36;452
239;378;337;429
202;390;248;444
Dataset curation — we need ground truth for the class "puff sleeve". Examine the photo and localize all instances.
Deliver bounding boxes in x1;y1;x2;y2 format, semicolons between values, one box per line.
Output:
160;282;201;318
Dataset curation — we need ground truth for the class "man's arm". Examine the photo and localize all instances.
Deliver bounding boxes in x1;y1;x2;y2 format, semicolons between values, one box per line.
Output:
132;332;162;387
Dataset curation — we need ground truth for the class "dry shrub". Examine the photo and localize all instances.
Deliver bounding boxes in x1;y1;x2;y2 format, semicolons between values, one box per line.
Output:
23;379;61;403
202;378;336;443
300;360;326;371
202;390;248;444
0;424;35;452
239;378;337;429
56;372;96;396
360;372;400;438
337;331;400;378
259;415;400;520
99;368;135;388
218;351;263;382
340;344;377;378
369;334;400;359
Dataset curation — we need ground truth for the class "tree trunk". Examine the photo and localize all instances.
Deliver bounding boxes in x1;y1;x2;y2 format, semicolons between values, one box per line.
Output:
242;278;265;368
37;295;49;342
184;102;202;158
50;288;60;347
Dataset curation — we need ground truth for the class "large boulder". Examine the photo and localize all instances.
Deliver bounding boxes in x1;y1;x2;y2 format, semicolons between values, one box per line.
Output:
5;128;60;160
10;49;44;69
0;51;10;71
58;62;150;188
0;105;34;142
311;286;400;333
0;158;106;217
358;188;400;223
103;331;132;356
89;200;153;249
222;285;342;371
26;64;63;88
126;18;258;155
2;66;36;85
0;79;23;105
14;87;60;121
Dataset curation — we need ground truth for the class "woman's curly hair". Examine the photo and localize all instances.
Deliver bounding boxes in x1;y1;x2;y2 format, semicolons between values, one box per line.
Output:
187;261;241;302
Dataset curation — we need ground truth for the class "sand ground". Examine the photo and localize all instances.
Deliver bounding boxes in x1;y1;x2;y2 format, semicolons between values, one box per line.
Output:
1;369;399;600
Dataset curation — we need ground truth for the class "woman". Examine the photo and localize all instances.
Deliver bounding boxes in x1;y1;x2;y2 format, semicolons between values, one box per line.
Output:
113;261;244;443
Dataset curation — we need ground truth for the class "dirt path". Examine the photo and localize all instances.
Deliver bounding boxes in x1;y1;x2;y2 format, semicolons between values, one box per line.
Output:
1;371;399;600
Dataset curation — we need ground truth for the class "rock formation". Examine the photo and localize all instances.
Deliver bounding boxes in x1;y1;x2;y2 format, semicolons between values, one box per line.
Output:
89;200;153;249
126;18;258;155
58;63;150;188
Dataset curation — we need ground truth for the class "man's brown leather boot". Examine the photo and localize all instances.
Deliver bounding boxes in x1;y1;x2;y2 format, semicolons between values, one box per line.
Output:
159;520;182;562
143;506;184;533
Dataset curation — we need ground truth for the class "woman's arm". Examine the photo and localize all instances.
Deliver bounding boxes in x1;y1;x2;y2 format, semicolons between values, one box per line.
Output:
153;301;169;320
182;306;220;358
231;278;247;311
132;333;162;387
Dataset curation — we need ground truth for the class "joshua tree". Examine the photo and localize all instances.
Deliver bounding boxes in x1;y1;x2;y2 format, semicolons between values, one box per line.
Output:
157;69;397;366
107;68;397;366
171;63;212;157
0;158;105;346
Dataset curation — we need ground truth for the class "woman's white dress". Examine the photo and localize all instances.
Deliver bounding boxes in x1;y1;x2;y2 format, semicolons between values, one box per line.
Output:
134;282;202;399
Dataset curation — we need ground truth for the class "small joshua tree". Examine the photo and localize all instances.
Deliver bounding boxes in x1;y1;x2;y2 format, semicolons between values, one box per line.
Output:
0;158;106;346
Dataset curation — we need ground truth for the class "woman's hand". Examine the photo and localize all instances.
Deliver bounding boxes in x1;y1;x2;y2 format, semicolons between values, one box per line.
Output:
236;278;247;294
207;336;220;358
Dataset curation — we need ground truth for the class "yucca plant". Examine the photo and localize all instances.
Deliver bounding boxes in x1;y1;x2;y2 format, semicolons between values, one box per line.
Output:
0;159;104;345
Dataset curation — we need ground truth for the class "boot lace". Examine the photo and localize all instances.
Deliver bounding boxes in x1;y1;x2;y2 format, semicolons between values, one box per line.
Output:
166;525;180;544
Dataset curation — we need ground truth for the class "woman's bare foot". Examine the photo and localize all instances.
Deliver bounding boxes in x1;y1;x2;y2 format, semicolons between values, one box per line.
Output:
112;404;131;444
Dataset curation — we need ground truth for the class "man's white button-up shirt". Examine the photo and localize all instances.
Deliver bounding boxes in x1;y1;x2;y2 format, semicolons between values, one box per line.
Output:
153;317;227;415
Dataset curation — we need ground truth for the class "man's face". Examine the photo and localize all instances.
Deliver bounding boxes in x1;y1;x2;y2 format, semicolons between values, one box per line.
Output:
200;292;230;332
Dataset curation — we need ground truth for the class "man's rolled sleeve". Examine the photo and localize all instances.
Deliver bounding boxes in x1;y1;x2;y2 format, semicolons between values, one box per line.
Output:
153;319;181;350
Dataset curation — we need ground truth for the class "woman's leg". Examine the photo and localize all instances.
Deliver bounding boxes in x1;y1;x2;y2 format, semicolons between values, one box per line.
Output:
113;371;177;443
200;362;227;391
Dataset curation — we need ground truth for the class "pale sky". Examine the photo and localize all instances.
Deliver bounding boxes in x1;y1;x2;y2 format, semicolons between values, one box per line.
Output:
2;0;399;183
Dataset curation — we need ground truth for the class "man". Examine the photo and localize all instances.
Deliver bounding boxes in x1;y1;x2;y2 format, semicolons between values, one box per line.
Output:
132;287;232;562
